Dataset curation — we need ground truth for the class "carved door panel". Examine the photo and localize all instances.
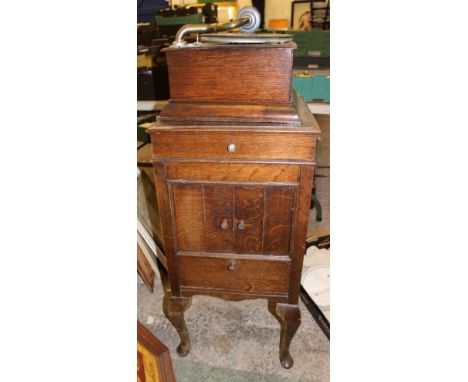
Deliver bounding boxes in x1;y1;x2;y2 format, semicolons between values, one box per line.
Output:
233;186;265;254
233;185;296;256
172;183;205;252
262;186;296;255
172;182;296;256
172;184;235;254
204;185;233;253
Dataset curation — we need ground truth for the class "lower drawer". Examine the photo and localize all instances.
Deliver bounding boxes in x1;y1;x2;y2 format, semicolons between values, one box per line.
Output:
177;254;290;294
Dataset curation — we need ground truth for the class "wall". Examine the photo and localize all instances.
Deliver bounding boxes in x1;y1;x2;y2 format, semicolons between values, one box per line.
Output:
237;0;253;10
264;0;293;29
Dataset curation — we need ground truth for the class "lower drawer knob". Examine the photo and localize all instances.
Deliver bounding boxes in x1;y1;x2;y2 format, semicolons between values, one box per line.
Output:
228;262;236;271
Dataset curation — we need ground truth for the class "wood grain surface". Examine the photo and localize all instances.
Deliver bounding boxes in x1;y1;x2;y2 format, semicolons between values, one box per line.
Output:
166;162;300;183
172;184;205;252
263;186;296;255
166;46;294;104
234;186;264;254
180;286;288;302
152;162;181;295
203;185;233;253
169;182;301;256
177;253;291;293
137;320;176;382
159;101;300;125
149;42;320;368
288;165;315;304
152;131;316;161
268;302;301;369
148;92;320;134
137;243;155;293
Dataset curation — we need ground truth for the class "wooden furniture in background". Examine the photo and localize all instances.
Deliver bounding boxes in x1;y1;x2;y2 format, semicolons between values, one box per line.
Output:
311;0;330;30
137;243;155;293
148;39;320;369
138;321;176;382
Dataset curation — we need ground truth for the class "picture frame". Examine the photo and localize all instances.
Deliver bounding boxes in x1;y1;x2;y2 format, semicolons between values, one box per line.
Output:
137;321;176;382
291;1;312;31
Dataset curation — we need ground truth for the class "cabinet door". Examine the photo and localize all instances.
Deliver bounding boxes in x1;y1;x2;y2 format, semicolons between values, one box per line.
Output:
172;184;234;253
204;185;233;253
234;186;265;254
172;183;205;252
262;186;296;255
172;183;296;256
233;185;296;255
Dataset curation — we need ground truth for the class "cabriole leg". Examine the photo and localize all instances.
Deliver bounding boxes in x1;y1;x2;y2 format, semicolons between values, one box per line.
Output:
157;261;192;356
268;300;301;369
163;295;192;356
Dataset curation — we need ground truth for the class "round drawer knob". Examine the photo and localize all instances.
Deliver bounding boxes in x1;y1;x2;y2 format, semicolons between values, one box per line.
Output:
220;219;228;229
227;143;236;153
228;262;236;271
237;220;246;230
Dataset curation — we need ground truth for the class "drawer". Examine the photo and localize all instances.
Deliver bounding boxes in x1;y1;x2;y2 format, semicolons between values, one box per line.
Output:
177;253;290;294
151;130;316;161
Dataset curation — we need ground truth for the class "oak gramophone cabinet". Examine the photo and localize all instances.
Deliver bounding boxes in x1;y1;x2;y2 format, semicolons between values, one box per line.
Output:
147;17;320;369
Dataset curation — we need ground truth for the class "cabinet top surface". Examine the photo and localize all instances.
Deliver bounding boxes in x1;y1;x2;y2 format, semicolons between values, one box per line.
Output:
147;95;321;135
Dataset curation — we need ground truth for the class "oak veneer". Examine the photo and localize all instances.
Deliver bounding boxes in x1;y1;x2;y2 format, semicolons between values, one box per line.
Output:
164;44;295;104
263;186;296;255
149;41;320;369
177;253;291;293
151;130;316;160
158;100;301;125
137;243;155;293
204;185;234;252
166;162;301;183
159;43;302;125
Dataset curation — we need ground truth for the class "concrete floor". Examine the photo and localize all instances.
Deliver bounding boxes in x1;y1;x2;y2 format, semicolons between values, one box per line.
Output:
138;274;329;382
138;114;330;381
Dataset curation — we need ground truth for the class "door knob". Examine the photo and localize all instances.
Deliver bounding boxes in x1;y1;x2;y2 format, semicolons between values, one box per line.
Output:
220;219;229;229
237;220;246;230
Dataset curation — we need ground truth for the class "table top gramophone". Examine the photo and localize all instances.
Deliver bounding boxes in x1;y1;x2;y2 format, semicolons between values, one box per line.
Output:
158;6;305;126
148;7;320;369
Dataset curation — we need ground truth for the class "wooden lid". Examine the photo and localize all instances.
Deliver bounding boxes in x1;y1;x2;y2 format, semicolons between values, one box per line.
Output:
162;41;297;52
200;32;293;45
